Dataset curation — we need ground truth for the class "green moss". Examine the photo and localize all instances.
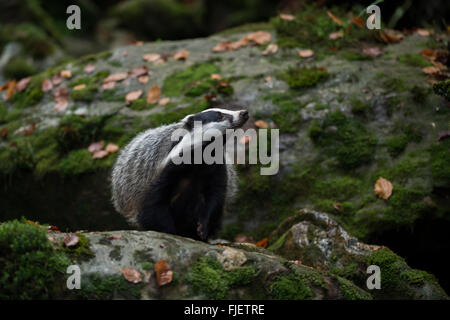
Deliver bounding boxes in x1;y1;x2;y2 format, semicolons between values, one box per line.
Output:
60;233;94;261
270;94;304;133
314;104;329;111
186;257;257;299
269;274;312;300
3;58;37;80
386;134;409;157
0;103;7;124
397;53;431;68
385;186;428;226
433;80;450;101
429;139;450;187
101;89;125;102
58;149;94;175
382;78;407;92
129;98;151;111
411;85;429;103
308;111;377;169
280;67;329;90
337;277;372;300
12;87;43;109
312;177;361;202
340;51;370;61
141;262;154;271
163;63;220;96
78;274;141;300
350;98;370;116
109;246;122;261
0;219;70;299
70;85;98;102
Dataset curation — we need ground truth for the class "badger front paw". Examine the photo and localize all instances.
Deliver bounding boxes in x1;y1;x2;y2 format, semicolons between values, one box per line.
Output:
196;222;208;241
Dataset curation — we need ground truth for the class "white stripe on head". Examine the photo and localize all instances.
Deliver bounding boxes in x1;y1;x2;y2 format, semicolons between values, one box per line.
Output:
202;108;241;122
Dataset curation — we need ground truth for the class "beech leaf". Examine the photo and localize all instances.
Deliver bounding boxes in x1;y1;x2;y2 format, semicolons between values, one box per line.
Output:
64;234;79;247
298;49;314;58
105;143;119;153
126;90;143;104
155;261;173;286
374;177;393;200
121;268;142;284
173;49;190;60
146;85;161;104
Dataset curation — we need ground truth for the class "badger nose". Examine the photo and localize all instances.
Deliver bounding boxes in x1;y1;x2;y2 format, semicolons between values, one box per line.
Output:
239;110;249;121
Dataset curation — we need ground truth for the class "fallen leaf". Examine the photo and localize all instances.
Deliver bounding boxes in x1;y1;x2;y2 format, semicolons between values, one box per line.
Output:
362;47;383;57
54;98;68;112
422;66;440;75
88;141;105;153
333;202;341;211
374;177;393;200
41;79;53;92
73;84;86;91
289;260;302;266
108;234;122;240
1;127;8;138
125;90;143;104
121;268;142;284
142;53;161;62
327;11;343;26
212;41;232;52
24;123;36;136
279;13;295;21
378;29;404;43
158;97;170;105
210;74;222;80
233;234;254;243
173;49;190;60
155;261;173;286
103;72;128;83
5;80;16;100
64;234;79;247
256;237;269;248
52;74;63;86
138;75;149;83
246;31;271;45
134;41;144;46
298;49;314;58
421;49;435;59
146;85;161;104
239;135;250;145
329;32;343;40
84;64;96;73
254;120;269;129
16;77;31;92
264;76;272;82
437;130;450;141
262;43;278;55
60;70;72;78
105;143;119;153
103;82;116;90
129;66;148;78
92;150;109;159
352;16;364;27
416;29;430;36
53;86;68;101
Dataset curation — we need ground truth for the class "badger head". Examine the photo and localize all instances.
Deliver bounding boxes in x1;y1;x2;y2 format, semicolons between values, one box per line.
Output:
182;108;249;132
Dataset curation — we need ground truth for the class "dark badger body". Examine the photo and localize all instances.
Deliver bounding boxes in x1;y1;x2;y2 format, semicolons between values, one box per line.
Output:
111;107;249;241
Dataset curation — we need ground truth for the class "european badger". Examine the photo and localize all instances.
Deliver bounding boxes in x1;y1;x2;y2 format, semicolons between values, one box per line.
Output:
111;107;249;241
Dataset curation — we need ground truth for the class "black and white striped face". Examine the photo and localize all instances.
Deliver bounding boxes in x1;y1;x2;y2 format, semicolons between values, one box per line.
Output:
183;108;249;131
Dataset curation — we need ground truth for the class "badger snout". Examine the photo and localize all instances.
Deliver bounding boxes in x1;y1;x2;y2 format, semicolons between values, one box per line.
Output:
233;109;249;128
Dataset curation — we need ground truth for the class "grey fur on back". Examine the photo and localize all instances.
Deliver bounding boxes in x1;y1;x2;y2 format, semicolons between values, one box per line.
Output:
111;121;238;228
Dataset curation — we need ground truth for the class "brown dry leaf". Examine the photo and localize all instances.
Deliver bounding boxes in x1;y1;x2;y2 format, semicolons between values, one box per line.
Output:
104;72;128;83
134;41;144;46
88;141;105;153
352;16;364;27
422;66;440;75
121;268;142;284
108;234;122;240
146;85;161;104
103;81;116;90
254;120;269;129
54;98;68;112
155;261;173;286
92;150;109;159
60;70;72;79
329;32;343;40
1;127;8;138
24;123;36;136
125;90;143;104
52;74;63;86
84;64;96;73
264;76;272;82
138;75;149;83
233;234;255;243
173;49;190;60
212;41;232;52
53;86;69;101
246;31;271;45
298;49;314;58
378;29;404;43
142;53;161;62
239;135;251;145
279;13;295;21
64;234;79;247
431;60;446;71
421;49;435;59
327;11;343;26
158;97;170;106
363;47;383;57
256;237;269;248
73;84;86;91
210;74;222;80
41;79;53;92
130;66;148;78
262;43;278;55
374;177;393;200
5;80;17;100
105;143;119;154
333;202;341;211
229;37;248;50
16;77;31;92
416;29;430;36
438;130;450;141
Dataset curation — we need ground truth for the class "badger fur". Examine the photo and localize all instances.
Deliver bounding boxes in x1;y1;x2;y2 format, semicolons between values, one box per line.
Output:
111;107;249;241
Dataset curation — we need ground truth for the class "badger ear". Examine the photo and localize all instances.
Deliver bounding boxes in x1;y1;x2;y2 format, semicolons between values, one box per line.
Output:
184;115;194;130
